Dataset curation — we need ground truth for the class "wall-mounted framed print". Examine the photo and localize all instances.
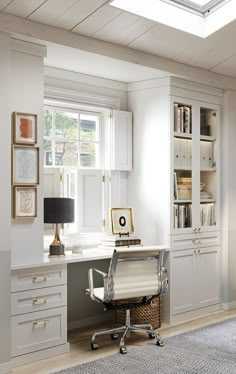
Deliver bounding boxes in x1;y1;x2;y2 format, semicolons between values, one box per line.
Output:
13;112;37;145
13;186;37;219
12;145;39;185
110;208;134;235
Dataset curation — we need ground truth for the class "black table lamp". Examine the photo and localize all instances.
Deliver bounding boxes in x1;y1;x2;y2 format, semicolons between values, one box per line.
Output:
44;197;74;257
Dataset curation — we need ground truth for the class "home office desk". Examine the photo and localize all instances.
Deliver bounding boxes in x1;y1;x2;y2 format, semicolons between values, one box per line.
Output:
11;246;166;366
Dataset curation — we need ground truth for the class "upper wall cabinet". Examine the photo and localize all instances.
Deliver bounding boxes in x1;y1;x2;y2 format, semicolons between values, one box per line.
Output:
104;110;132;171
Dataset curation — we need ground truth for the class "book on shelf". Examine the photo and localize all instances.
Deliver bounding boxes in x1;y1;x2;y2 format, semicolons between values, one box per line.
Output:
174;104;192;134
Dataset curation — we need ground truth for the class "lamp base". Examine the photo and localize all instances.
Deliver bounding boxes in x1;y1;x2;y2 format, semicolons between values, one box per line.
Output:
49;244;65;257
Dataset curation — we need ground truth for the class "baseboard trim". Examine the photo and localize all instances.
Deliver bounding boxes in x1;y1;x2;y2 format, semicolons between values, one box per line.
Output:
0;360;13;374
221;302;236;310
12;343;70;367
170;304;221;325
68;312;113;331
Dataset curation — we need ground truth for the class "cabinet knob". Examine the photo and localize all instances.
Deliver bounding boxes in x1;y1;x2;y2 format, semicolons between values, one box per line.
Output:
32;297;47;305
192;239;200;244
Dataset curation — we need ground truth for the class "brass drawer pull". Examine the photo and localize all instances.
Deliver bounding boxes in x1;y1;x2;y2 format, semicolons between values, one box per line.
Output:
32;297;47;305
32;276;47;283
32;320;49;327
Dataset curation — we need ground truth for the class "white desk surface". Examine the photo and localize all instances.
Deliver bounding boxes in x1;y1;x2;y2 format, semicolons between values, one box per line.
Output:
11;245;169;271
11;248;113;271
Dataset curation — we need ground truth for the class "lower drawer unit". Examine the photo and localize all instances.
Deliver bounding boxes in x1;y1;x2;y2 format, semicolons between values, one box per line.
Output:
11;285;67;315
11;306;67;357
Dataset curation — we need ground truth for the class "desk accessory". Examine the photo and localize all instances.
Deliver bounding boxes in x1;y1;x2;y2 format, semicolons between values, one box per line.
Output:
44;197;74;257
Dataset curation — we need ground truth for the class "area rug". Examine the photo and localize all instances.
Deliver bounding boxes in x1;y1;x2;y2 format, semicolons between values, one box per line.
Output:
52;318;236;374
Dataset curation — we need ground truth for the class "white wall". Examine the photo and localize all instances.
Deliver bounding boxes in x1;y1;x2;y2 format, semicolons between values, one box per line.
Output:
11;47;45;266
128;84;170;246
222;90;236;306
0;32;11;374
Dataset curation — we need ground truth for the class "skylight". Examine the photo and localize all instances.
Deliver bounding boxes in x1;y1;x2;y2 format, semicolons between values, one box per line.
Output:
110;0;236;38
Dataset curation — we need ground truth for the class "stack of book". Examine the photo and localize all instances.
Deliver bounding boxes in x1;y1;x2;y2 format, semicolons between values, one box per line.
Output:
101;236;142;249
174;104;192;134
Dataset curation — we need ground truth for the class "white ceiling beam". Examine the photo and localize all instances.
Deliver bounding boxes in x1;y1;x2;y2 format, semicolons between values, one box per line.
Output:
0;11;236;90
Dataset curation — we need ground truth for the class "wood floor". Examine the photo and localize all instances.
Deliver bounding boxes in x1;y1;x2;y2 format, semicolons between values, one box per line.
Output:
13;309;236;374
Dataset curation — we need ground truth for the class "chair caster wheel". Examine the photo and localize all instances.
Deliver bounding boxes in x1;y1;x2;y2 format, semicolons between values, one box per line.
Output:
149;332;156;339
91;342;98;350
156;340;164;347
111;333;118;340
120;346;127;354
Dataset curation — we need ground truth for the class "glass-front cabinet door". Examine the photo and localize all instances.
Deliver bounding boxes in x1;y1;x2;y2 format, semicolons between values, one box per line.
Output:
171;97;219;233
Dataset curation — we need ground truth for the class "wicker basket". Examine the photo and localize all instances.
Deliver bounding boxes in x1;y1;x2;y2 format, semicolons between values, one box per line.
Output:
113;296;161;330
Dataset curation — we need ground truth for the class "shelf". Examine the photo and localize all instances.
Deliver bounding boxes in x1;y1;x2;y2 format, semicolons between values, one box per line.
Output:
174;199;215;204
201;167;216;172
200;135;216;142
174;167;192;171
174;132;192;139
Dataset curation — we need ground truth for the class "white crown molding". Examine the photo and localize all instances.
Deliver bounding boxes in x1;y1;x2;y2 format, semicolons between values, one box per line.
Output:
45;66;127;92
11;38;46;57
0;12;236;90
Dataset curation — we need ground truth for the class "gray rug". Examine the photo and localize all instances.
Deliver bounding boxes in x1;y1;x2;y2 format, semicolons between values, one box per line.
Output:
52;318;236;374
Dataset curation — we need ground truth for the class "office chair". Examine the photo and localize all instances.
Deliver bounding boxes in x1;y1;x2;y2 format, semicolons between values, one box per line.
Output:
85;246;168;354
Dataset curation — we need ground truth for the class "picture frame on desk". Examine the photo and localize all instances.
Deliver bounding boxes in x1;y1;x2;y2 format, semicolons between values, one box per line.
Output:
13;186;37;219
110;208;134;235
13;112;37;145
12;145;39;185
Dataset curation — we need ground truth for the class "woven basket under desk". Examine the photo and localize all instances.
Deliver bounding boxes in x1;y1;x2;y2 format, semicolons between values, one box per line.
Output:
113;296;161;330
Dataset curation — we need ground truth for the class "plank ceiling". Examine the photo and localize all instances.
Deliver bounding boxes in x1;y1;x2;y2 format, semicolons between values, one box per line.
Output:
2;0;236;78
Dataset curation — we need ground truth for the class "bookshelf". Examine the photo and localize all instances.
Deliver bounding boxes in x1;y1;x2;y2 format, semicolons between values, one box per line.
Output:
172;101;219;232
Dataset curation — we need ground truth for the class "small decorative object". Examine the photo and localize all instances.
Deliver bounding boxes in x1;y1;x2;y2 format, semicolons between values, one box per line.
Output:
110;208;134;235
13;186;37;219
72;244;83;254
44;198;75;257
13;112;37;145
12;145;39;185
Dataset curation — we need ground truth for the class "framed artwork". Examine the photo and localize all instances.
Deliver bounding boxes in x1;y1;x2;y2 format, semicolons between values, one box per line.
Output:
13;112;37;145
13;186;37;219
12;145;39;185
110;208;134;235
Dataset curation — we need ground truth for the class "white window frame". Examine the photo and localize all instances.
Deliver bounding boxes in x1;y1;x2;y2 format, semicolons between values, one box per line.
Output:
43;91;121;250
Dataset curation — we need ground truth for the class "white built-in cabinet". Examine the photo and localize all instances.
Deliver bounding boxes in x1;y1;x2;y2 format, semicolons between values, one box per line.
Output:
128;77;222;325
11;264;69;366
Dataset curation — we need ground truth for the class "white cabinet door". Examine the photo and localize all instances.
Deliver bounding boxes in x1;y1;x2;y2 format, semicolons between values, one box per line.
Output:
196;246;220;308
171;249;196;315
111;110;132;171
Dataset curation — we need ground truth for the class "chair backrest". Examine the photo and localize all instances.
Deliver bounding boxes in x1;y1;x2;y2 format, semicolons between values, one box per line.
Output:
104;246;166;301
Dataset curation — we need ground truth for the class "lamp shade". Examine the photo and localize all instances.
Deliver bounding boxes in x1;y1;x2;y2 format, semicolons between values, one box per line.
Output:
44;198;74;224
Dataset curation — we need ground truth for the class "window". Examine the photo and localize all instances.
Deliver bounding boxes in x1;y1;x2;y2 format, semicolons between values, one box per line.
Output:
43;104;104;239
44;107;100;168
110;0;236;37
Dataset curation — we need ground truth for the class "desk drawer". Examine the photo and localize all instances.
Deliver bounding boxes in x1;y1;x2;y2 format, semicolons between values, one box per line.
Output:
11;306;67;357
171;231;220;250
11;265;67;292
11;285;67;316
